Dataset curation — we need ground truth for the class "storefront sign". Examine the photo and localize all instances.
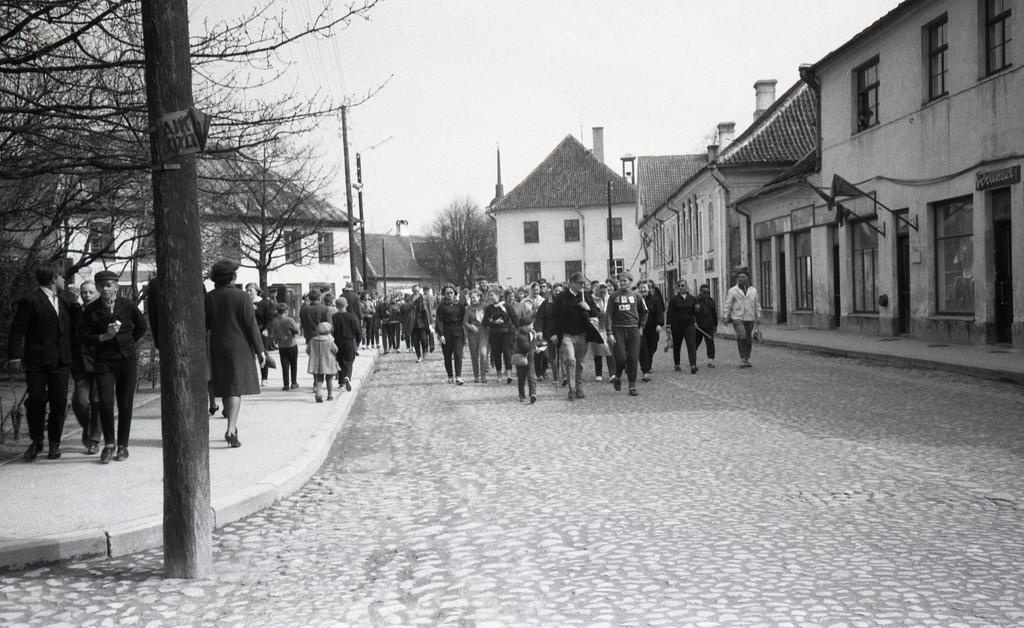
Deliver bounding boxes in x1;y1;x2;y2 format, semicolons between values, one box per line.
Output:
156;107;211;161
753;215;790;239
790;206;814;230
976;165;1020;190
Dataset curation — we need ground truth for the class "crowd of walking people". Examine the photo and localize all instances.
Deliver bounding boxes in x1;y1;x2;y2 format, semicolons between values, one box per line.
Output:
347;269;762;403
6;254;762;462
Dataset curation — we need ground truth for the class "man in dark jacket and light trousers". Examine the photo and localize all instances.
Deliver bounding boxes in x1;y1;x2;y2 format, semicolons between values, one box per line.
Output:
549;271;603;401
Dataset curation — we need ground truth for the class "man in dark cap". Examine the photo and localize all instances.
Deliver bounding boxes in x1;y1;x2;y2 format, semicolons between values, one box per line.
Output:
80;269;148;462
7;261;73;460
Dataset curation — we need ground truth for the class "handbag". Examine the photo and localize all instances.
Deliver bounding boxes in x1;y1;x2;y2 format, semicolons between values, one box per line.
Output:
511;353;529;367
751;327;763;343
264;353;277;369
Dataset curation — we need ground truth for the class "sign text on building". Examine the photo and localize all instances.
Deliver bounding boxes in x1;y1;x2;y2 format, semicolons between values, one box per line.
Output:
976;165;1020;190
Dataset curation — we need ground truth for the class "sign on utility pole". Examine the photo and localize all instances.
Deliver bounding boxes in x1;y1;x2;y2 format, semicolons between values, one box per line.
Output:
140;0;213;578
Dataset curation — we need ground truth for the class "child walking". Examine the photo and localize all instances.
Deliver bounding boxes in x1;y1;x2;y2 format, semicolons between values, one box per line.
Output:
307;321;338;402
512;310;538;404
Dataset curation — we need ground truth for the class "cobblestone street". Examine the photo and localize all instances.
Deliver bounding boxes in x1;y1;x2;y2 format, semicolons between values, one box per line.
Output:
2;345;1023;627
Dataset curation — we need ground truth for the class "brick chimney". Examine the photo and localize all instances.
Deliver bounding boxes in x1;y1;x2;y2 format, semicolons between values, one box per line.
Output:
717;122;736;148
592;127;605;164
754;79;777;120
707;144;719;161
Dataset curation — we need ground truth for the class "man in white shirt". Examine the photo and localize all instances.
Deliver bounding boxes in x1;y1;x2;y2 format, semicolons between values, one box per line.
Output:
722;270;761;368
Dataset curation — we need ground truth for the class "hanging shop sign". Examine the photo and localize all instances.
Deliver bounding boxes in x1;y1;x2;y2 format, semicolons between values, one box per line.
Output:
976;165;1020;190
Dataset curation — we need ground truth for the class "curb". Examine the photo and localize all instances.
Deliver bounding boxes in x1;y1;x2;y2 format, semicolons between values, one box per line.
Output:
719;332;1024;385
0;352;377;571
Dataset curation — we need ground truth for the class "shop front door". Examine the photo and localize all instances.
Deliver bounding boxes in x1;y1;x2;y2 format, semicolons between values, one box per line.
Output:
993;189;1013;344
897;233;911;334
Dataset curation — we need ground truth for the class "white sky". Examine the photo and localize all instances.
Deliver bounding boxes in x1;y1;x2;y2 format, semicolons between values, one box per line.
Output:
192;0;902;235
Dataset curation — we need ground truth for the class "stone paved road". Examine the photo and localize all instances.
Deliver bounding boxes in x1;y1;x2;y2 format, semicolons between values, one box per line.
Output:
2;344;1023;627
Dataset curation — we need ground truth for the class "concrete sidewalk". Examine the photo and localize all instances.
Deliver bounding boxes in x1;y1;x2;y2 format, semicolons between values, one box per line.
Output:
718;324;1023;384
0;349;376;570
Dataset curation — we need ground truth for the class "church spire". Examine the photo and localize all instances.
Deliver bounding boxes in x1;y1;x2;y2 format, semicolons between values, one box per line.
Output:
494;144;504;201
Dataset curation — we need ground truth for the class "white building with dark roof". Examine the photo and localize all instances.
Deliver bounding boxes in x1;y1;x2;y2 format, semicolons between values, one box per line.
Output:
490;130;639;285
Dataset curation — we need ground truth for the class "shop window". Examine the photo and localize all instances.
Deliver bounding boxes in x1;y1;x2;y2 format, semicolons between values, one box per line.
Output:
564;219;580;242
851;220;879;312
985;0;1012;75
523;221;539;244
757;239;773;309
855;57;880;131
794;231;813;310
934;196;974;313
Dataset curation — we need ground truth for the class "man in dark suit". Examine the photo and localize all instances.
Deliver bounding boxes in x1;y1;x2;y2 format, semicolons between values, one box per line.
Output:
549;271;603;401
7;262;73;460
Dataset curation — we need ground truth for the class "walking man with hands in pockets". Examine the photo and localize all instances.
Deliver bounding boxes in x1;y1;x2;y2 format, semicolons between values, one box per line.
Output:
722;270;761;368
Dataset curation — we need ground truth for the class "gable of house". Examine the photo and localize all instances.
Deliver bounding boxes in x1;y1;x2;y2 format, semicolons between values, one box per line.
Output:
491;135;637;211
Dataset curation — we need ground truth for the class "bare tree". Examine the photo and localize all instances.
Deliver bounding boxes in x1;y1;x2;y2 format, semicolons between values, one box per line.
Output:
198;138;346;289
424;197;497;287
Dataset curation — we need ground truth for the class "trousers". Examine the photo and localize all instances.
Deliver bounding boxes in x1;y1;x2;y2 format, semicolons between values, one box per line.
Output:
695;327;716;359
671;324;698;367
558;333;589;393
95;353;137;447
516;360;537;399
612;327;641;385
732;320;755;360
337;340;356;381
279;345;298;386
71;365;100;443
467;332;489;380
489;331;511;373
24;364;69;444
441;336;464;378
639;327;660;374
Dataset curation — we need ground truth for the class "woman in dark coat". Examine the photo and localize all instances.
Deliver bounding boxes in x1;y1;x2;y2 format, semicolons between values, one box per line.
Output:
205;260;265;448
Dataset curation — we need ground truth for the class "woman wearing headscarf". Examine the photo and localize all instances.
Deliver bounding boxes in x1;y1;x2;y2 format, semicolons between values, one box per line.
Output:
205;260;265;448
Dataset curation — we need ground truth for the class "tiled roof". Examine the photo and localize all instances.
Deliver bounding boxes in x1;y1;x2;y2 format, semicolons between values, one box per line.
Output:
636;154;708;216
734;149;819;206
363;233;437;280
197;156;350;224
491;135;637;211
718;81;817;166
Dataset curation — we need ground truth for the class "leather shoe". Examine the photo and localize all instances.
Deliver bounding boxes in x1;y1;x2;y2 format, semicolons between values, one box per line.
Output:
47;443;61;459
575;389;585;399
100;444;116;464
24;441;43;461
85;441;99;455
113;446;129;461
225;430;241;448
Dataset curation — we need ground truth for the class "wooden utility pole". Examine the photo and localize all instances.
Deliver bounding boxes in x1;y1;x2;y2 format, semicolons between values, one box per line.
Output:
356;153;368;287
140;0;213;578
341;106;359;288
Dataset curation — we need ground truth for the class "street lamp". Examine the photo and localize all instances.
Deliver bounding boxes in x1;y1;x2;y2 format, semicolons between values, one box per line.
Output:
381;219;408;295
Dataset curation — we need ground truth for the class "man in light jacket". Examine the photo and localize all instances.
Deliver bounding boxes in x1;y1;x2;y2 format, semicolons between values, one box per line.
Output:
721;270;761;368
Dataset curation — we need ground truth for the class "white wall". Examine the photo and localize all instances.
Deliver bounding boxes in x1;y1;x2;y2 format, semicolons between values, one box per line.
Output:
495;203;641;285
